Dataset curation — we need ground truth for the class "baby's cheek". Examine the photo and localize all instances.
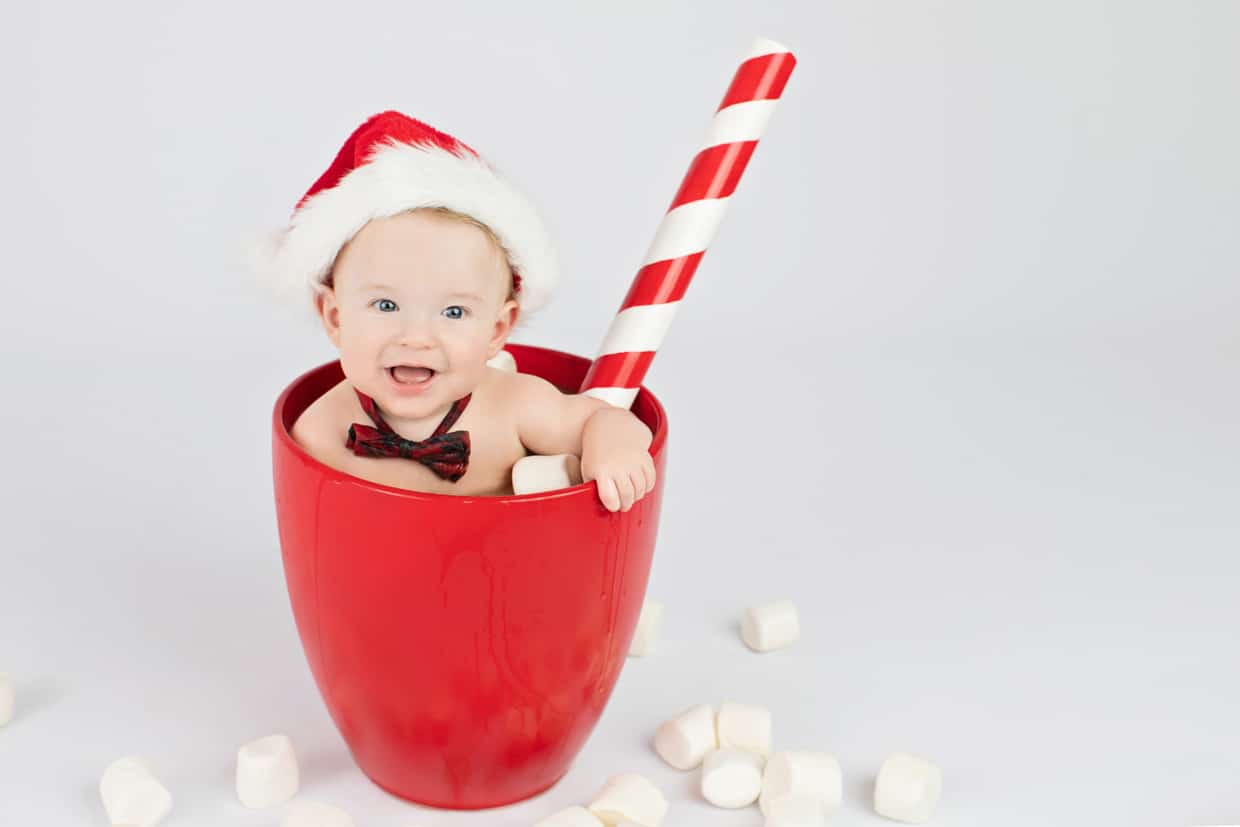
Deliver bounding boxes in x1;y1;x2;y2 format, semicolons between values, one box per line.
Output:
339;340;380;381
342;329;379;357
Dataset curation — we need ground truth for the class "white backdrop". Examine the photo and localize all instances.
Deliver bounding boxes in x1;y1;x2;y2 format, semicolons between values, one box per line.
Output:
2;2;1237;825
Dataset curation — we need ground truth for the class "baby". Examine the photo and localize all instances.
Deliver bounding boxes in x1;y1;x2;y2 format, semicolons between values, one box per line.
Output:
261;111;654;512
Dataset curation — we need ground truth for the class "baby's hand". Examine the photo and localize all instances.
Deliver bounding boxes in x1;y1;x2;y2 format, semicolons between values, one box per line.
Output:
516;379;656;513
581;447;657;513
580;406;657;513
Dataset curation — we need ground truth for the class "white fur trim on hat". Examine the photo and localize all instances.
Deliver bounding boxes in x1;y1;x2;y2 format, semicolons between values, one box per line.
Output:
252;139;558;315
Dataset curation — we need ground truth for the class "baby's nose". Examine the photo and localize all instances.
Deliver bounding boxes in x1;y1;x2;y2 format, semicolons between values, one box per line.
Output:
397;321;438;347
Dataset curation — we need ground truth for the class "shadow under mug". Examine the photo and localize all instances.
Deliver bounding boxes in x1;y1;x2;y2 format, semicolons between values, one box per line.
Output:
271;343;669;808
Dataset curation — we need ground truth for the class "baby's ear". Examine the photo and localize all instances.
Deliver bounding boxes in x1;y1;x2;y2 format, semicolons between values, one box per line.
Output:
488;299;520;358
313;283;342;348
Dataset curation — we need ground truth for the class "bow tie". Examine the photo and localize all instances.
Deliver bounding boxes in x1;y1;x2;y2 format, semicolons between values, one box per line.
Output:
345;388;472;482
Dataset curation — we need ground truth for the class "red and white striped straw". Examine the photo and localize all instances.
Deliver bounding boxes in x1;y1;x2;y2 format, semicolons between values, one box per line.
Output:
579;37;797;407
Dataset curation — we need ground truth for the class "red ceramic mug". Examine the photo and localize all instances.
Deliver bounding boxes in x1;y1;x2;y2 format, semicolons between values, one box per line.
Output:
271;343;669;809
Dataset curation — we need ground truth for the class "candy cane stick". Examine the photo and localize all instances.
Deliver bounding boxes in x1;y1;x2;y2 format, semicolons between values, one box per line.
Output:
579;37;797;407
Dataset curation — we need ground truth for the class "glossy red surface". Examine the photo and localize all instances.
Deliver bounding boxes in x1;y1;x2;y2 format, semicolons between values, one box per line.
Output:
271;344;668;809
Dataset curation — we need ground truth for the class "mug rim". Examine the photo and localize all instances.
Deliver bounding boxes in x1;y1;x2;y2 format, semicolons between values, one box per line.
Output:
272;343;668;505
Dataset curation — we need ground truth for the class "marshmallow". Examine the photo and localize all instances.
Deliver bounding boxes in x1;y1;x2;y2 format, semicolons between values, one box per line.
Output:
0;674;13;726
236;733;299;808
487;348;517;372
759;751;842;816
535;806;605;827
654;703;716;769
742;600;800;652
701;747;764;808
628;599;664;657
281;800;355;827
717;701;773;757
874;752;942;824
764;796;828;827
99;757;173;827
588;773;668;827
512;453;583;495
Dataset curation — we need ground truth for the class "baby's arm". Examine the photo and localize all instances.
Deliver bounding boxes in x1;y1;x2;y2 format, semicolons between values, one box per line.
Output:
515;375;656;512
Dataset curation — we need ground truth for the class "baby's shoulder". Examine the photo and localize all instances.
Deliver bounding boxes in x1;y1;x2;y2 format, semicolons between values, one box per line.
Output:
481;366;565;409
478;369;574;443
289;379;352;460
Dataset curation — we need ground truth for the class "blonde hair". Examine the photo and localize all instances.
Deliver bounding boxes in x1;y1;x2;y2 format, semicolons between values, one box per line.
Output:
322;206;519;303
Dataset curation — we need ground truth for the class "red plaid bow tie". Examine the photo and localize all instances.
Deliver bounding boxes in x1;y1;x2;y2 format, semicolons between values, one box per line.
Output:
345;388;472;482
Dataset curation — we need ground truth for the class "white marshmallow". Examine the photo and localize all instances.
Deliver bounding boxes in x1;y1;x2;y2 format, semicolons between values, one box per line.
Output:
717;701;773;757
588;773;668;827
281;799;355;827
236;733;299;808
487;348;517;372
628;599;664;657
759;750;842;815
874;752;942;824
764;795;828;827
535;806;605;827
0;673;13;726
701;747;764;808
99;757;173;827
742;600;800;652
512;453;583;495
654;703;716;769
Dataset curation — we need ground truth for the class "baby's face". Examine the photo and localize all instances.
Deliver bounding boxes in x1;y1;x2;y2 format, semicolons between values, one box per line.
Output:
317;210;519;423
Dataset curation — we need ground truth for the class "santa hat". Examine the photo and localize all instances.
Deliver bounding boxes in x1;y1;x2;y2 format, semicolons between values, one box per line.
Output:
251;110;557;315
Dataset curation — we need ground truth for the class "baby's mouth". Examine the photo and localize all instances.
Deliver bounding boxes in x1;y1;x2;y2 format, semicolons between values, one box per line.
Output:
389;365;436;384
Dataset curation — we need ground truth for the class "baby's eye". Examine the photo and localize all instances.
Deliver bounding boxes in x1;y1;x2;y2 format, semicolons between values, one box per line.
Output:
442;305;467;320
373;299;398;312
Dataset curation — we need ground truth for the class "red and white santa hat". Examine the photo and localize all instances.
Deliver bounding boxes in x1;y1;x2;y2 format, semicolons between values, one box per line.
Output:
252;110;558;314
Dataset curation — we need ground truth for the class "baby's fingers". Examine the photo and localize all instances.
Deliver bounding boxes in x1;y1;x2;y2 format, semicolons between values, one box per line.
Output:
596;476;620;512
629;470;649;502
616;472;636;512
